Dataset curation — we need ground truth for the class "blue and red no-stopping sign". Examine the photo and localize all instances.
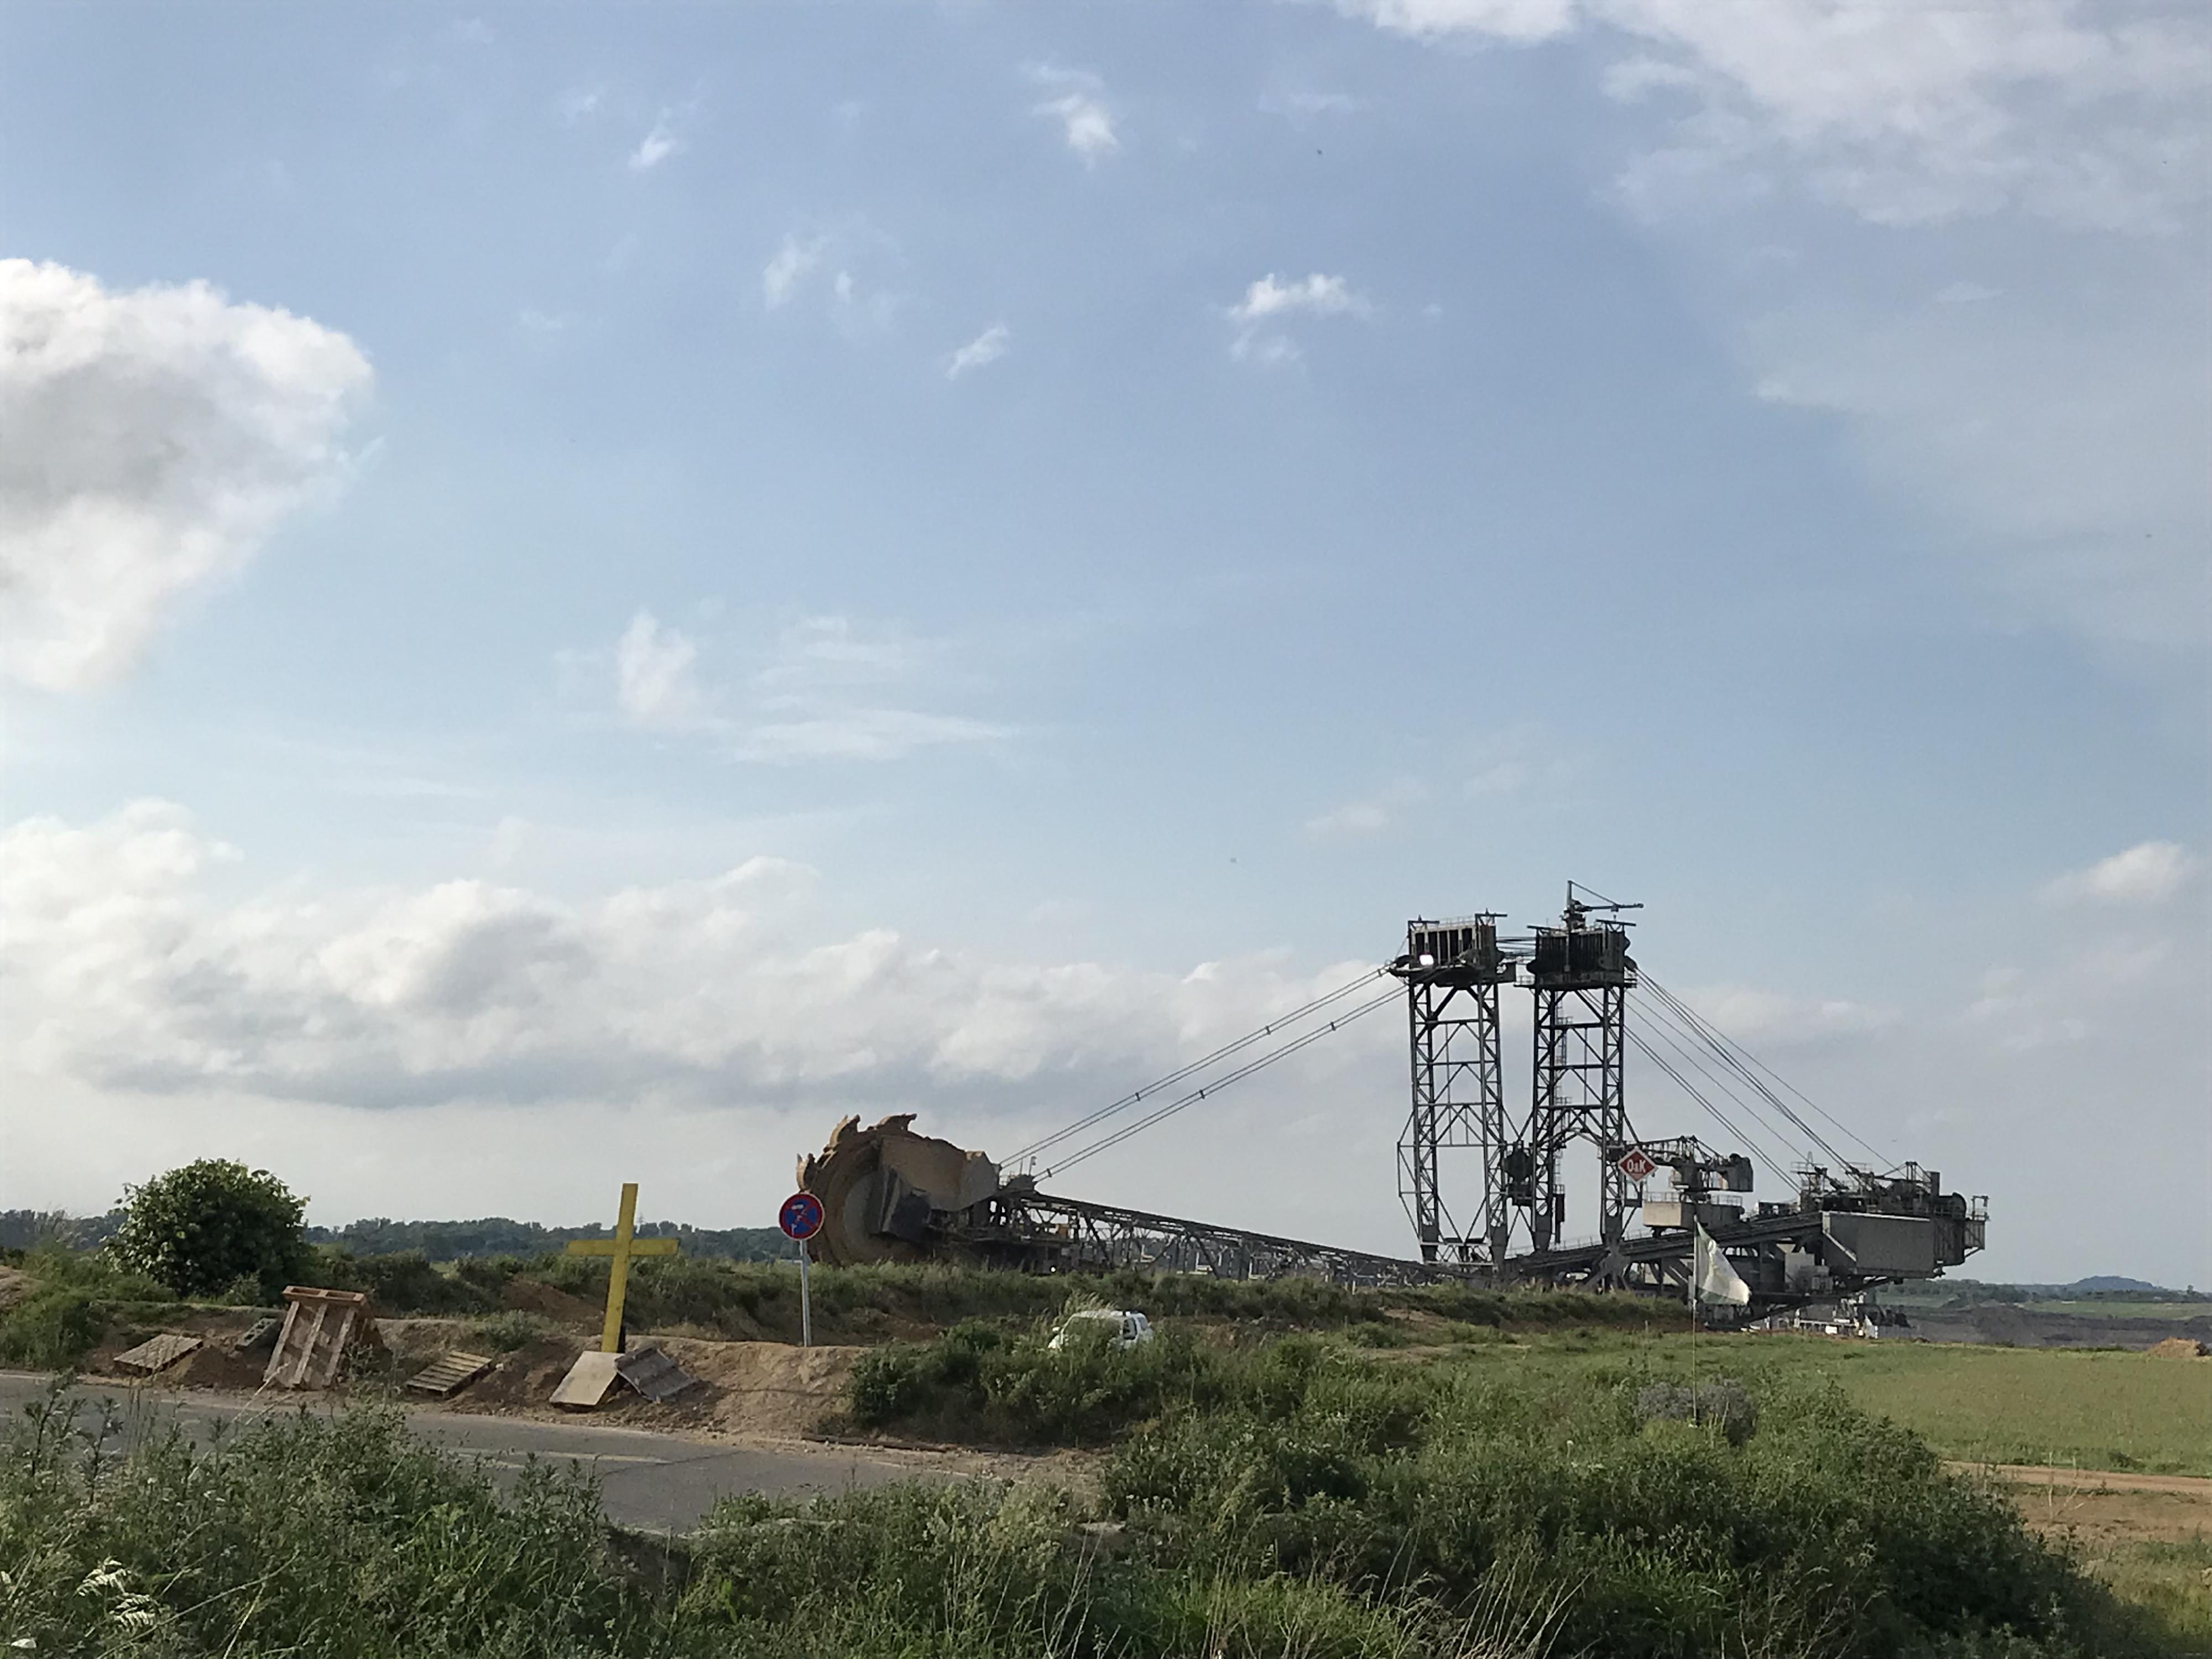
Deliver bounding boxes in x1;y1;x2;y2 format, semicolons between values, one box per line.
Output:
779;1191;826;1243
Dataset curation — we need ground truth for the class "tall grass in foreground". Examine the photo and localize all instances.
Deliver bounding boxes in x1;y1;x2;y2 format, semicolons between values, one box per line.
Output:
0;1349;2192;1657
846;1328;2197;1657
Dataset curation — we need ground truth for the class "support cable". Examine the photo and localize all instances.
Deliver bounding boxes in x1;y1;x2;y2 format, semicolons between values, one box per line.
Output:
1040;987;1400;1181
1629;994;1826;1167
1637;978;1868;1168
1623;1030;1796;1191
1006;966;1390;1167
1640;975;1887;1166
1623;1011;1802;1186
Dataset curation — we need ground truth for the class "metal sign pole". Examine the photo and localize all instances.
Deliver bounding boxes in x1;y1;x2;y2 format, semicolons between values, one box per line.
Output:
779;1189;826;1351
799;1240;813;1348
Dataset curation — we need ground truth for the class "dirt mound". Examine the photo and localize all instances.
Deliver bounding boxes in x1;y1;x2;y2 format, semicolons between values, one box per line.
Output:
654;1337;860;1438
374;1321;860;1439
500;1278;598;1325
169;1338;278;1391
2147;1336;2209;1358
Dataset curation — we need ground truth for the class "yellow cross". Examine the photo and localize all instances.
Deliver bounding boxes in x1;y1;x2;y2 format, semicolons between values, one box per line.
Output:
565;1182;678;1353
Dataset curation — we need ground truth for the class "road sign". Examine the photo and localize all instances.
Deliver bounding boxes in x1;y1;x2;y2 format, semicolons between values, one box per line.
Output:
1616;1149;1658;1182
779;1191;826;1242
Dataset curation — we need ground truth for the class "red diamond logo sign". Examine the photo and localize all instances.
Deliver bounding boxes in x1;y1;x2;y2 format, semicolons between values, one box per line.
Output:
1617;1150;1657;1182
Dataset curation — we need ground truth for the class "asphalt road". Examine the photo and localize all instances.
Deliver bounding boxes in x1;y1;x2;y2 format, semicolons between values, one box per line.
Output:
0;1371;956;1531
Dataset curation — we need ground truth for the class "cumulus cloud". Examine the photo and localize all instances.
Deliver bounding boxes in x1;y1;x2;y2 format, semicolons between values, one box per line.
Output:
0;801;1383;1113
2041;840;2200;905
945;324;1011;380
1225;272;1373;363
1029;66;1120;163
0;259;372;691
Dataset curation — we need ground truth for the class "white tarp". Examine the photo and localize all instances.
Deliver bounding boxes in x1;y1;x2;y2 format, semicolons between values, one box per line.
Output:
1694;1222;1752;1307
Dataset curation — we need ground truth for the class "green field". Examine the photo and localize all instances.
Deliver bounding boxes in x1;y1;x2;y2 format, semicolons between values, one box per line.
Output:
2027;1298;2212;1321
1405;1329;2212;1478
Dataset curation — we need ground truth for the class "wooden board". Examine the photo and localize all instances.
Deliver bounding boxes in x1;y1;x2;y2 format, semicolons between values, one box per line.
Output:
551;1350;622;1408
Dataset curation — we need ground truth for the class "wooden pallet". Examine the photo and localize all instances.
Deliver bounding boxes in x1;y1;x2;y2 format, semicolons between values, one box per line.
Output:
114;1332;204;1374
404;1351;494;1397
264;1286;373;1389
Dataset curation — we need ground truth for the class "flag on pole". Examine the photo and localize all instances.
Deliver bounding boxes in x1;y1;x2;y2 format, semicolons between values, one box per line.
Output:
1694;1222;1751;1308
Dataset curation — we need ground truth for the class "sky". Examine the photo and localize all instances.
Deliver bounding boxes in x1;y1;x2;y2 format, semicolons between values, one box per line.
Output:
2;0;2206;1288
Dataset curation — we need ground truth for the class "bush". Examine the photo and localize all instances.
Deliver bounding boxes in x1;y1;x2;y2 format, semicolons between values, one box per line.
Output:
0;1371;2189;1658
0;1287;104;1369
1632;1375;1758;1444
847;1321;1230;1446
308;1247;497;1315
106;1160;309;1300
470;1310;553;1352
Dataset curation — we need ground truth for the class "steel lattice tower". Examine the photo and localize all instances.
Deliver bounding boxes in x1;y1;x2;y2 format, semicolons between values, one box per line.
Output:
1522;895;1637;1259
1394;917;1511;1265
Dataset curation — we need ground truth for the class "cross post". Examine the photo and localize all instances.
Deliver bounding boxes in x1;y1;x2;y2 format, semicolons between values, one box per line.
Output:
565;1182;679;1353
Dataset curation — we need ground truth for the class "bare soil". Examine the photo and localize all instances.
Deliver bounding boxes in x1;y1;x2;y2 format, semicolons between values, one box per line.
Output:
376;1318;865;1441
1907;1303;2212;1352
76;1305;872;1446
2148;1335;2210;1359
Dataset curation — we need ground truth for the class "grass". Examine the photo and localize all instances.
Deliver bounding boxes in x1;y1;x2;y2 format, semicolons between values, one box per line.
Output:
7;1357;2193;1658
1284;1326;2212;1480
2022;1300;2212;1321
2086;1538;2212;1652
1697;1337;2212;1478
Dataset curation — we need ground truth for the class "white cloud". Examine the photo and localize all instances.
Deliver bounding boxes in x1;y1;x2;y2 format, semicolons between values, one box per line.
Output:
759;227;904;330
1329;3;2209;654
0;259;372;692
586;610;1008;762
1344;0;2211;230
1029;66;1120;162
1343;0;1575;44
1672;982;1894;1044
558;87;602;123
613;611;707;727
728;708;1008;764
0;801;1378;1113
946;324;1011;379
2041;841;2200;905
1740;255;2210;649
1262;90;1361;118
733;614;1009;761
1225;272;1373;363
1229;273;1372;325
5;803;2203;1281
629;112;684;171
1304;780;1427;841
761;236;825;309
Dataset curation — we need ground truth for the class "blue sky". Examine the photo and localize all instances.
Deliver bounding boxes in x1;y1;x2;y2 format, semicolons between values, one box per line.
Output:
3;1;2206;1286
